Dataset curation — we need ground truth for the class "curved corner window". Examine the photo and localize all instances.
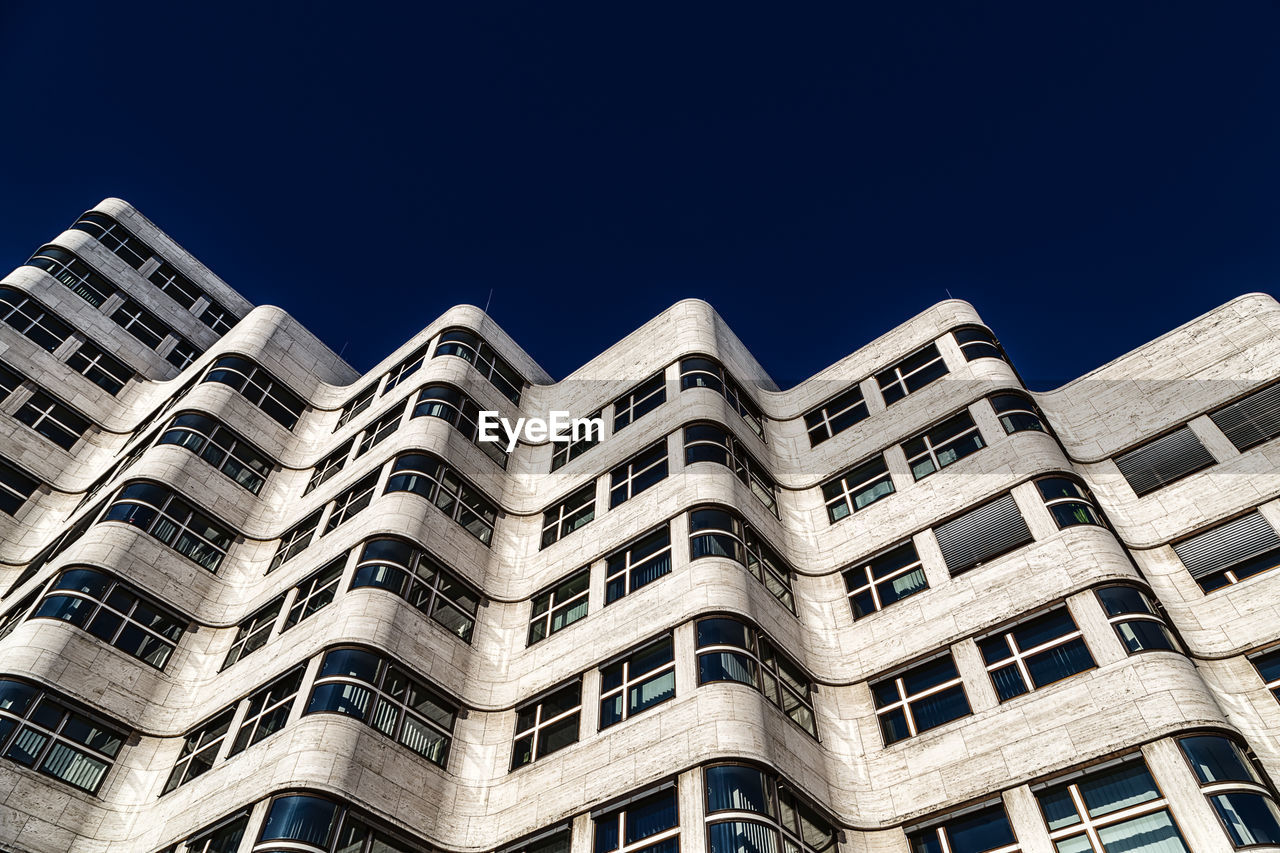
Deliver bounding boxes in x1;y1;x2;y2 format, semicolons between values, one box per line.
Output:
683;424;777;514
1178;734;1280;848
158;413;272;494
704;763;835;853
385;452;498;545
1095;585;1180;655
413;384;508;467
953;326;1006;362
256;792;427;851
1036;477;1103;529
679;357;765;439
202;356;305;430
695;616;816;737
351;538;478;642
102;482;233;572
26;245;115;307
689;506;794;612
0;677;125;794
989;392;1047;435
432;328;524;404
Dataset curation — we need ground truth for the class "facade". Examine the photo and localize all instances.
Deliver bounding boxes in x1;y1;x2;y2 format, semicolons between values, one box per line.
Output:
0;199;1278;853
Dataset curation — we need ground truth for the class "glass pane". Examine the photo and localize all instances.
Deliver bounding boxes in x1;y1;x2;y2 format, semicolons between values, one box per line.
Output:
1095;810;1188;853
1212;792;1280;846
706;765;770;814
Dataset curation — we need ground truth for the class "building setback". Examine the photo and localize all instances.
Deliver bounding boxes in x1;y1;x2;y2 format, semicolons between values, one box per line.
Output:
0;199;1278;853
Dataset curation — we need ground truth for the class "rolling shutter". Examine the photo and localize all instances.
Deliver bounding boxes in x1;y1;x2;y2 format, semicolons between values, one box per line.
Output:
1114;426;1216;496
934;493;1033;576
1172;512;1280;581
1211;384;1280;452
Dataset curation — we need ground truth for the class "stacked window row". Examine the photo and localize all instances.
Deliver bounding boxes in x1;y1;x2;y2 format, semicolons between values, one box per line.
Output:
0;286;137;392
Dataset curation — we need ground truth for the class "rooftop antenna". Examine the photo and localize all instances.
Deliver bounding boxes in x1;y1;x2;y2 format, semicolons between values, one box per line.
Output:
945;288;954;299
338;341;349;358
483;288;494;315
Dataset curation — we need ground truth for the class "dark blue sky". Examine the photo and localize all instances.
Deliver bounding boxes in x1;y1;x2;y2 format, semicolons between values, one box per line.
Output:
2;2;1277;389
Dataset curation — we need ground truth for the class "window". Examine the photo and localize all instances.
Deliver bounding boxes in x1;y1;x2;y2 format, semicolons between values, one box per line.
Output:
384;452;499;544
70;213;153;269
180;811;249;853
0;287;72;351
306;646;456;766
158;413;272;494
1172;511;1280;592
351;538;479;642
844;539;929;620
978;607;1095;701
1114;426;1216;496
499;827;571;853
163;708;235;794
382;343;428;393
1179;734;1280;848
336;384;375;430
990;392;1047;435
323;472;379;533
908;802;1019;853
1095;585;1180;655
228;665;305;756
102;482;233;572
529;569;589;645
268;511;321;572
26;245;116;306
305;441;352;495
613;372;667;432
166;336;201;371
0;456;40;516
29;567;186;669
594;783;679;853
933;493;1033;577
413;384;508;467
540;483;597;548
0;362;21;400
66;341;134;395
1037;477;1103;529
872;653;970;744
196;301;237;336
0;590;38;642
512;680;581;768
877;342;949;405
1250;647;1280;703
1212;382;1280;452
689;506;794;612
953;326;1005;362
600;636;676;729
256;793;425;852
605;525;673;604
222;596;284;670
904;411;985;480
610;441;669;507
822;455;894;522
202;356;305;430
704;763;836;853
550;408;602;472
1034;754;1189;853
679;357;765;439
15;390;90;449
0;678;126;794
432;328;524;403
695;616;817;737
683;423;777;514
111;296;171;350
284;558;345;630
804;384;869;447
142;258;200;308
354;401;405;457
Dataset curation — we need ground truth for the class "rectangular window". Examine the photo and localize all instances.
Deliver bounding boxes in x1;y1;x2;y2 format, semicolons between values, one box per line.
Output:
66;341;134;395
202;356;305;430
1114;425;1216;496
228;665;305;756
907;802;1019;853
599;636;676;729
0;287;72;352
977;607;1095;701
15;391;91;450
221;596;284;670
0;457;39;517
1034;755;1189;853
0;362;21;400
683;423;777;514
876;342;948;405
269;511;321;572
111;297;171;351
0;678;126;794
844;539;929;620
689;506;794;612
593;783;679;853
158;413;272;494
609;441;669;508
414;384;509;467
354;402;405;457
512;680;581;768
1212;382;1280;452
1095;585;1181;655
1172;511;1280;592
351;538;479;643
695;616;817;737
384;453;499;545
903;411;985;480
323;472;380;533
605;525;673;604
1250;647;1280;703
613;372;666;432
336;384;376;430
804;384;869;446
305;441;352;495
679;357;765;439
822;455;894;523
933;493;1033;577
382;343;429;393
165;336;202;371
550;409;602;472
102;482;234;573
872;653;970;744
528;569;589;645
990;392;1047;435
163;708;235;794
197;302;237;336
284;558;345;630
540;483;597;548
432;328;525;403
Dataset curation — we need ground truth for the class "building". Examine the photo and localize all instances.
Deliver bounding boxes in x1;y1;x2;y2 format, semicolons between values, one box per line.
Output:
0;199;1278;853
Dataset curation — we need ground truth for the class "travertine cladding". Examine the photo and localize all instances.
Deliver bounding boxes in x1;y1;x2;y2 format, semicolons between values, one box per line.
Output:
0;199;1277;852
